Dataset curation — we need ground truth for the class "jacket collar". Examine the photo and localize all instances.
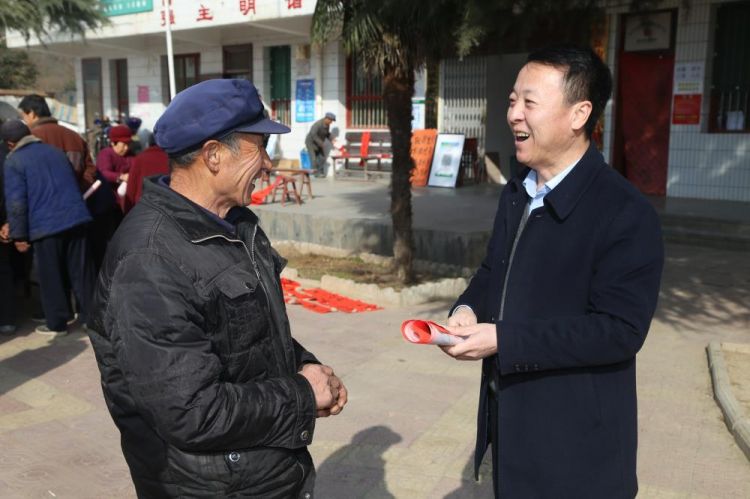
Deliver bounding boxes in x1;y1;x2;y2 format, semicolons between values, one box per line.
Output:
7;135;41;158
31;117;59;128
509;142;605;221
140;176;259;242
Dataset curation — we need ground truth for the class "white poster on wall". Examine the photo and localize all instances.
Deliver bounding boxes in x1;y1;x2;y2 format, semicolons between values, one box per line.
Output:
673;62;705;95
427;133;465;188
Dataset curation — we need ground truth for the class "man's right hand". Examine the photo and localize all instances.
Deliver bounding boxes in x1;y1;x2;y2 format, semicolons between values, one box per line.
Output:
300;363;341;417
447;306;478;327
0;223;9;243
14;240;30;253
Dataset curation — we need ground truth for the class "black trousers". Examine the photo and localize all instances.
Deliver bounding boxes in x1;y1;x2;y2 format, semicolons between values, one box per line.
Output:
33;225;95;331
0;243;14;326
306;145;327;175
89;208;122;274
489;390;499;499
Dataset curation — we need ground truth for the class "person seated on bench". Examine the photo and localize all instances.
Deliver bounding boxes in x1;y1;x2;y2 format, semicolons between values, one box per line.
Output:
304;112;335;178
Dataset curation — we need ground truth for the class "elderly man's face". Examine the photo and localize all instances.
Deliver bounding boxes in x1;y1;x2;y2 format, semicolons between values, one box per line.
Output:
224;133;271;206
507;62;579;171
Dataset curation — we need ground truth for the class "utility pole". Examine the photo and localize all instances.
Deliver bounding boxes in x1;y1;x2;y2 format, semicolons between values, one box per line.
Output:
165;13;176;100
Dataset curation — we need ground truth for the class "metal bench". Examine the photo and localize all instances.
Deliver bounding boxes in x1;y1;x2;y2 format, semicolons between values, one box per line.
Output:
333;131;392;180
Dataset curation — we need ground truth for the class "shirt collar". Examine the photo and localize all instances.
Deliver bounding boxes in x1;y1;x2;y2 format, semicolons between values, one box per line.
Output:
521;155;583;198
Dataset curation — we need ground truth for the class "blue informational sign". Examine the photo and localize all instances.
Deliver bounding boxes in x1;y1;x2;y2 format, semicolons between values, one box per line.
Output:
295;79;315;123
102;0;153;17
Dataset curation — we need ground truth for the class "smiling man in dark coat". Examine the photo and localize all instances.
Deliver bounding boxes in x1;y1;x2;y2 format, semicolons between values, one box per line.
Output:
441;45;664;498
87;79;347;498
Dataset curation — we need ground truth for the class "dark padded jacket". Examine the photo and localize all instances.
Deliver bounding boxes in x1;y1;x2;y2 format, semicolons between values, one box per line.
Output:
3;136;92;242
88;176;319;498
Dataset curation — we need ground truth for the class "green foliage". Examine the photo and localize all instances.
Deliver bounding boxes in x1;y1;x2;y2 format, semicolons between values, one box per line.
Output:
313;0;469;78
312;0;675;76
0;47;38;88
0;0;108;41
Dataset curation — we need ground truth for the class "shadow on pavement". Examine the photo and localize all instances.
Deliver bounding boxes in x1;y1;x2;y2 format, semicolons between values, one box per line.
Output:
443;453;494;498
315;425;401;498
655;243;750;334
0;332;88;397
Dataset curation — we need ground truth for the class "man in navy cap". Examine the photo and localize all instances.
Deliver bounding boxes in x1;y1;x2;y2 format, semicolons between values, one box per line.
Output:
87;79;347;498
304;111;336;177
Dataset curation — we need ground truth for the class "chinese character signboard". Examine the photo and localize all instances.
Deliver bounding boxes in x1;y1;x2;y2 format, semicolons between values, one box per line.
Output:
103;0;154;16
239;0;256;15
624;11;672;52
160;0;175;25
672;62;704;125
672;95;702;125
410;129;437;187
673;62;704;95
295;79;315;123
196;4;214;21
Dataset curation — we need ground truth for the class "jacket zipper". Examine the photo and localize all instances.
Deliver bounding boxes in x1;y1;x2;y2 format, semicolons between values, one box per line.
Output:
191;228;293;372
191;230;269;314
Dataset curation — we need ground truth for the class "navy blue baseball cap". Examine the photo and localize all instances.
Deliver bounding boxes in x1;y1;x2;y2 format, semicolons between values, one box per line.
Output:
154;79;290;156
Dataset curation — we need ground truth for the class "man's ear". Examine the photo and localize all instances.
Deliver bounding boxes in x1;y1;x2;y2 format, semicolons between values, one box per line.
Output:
201;140;223;174
571;100;593;133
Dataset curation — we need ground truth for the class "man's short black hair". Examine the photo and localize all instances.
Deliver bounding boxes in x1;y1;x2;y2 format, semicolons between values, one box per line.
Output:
527;44;612;138
18;94;51;118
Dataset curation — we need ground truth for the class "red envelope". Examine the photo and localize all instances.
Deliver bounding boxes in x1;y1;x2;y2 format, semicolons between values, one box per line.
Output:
401;319;464;346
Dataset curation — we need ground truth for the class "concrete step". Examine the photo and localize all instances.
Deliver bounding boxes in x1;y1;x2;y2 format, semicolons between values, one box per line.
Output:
660;214;750;251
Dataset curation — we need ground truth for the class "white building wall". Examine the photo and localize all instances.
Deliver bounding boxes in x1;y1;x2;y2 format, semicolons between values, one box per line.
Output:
604;0;750;202
66;29;347;163
127;54;168;133
667;0;749;201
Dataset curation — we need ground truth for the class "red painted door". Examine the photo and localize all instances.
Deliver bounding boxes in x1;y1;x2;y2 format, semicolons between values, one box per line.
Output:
614;51;674;196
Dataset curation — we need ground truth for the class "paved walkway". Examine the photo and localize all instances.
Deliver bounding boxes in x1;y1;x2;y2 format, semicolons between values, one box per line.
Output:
0;240;748;497
256;176;750;229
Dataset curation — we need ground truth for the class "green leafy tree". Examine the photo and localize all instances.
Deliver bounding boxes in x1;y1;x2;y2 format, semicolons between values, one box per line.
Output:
313;1;476;284
0;45;38;88
0;0;107;41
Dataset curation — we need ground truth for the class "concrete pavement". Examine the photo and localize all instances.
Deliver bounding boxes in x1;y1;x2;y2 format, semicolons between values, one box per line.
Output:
253;177;750;269
0;241;748;497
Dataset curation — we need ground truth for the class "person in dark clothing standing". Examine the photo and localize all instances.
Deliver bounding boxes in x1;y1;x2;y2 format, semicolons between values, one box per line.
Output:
2;120;95;336
0;132;16;335
88;124;134;271
304;112;335;177
87;79;348;498
440;45;664;498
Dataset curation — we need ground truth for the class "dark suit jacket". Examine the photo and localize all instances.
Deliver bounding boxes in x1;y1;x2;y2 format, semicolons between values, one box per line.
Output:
454;143;664;498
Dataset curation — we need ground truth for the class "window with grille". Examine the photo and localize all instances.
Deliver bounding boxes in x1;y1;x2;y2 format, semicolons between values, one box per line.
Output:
346;54;387;129
161;53;200;104
709;1;750;132
269;46;291;126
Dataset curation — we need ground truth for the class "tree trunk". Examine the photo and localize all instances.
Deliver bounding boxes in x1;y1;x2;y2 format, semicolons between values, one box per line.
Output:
383;64;416;284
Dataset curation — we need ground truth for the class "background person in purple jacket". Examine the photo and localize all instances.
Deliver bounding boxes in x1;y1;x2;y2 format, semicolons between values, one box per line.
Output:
441;45;664;498
2;119;95;336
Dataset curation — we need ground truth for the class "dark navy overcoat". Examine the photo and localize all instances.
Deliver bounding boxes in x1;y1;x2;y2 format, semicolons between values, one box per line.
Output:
454;143;664;498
